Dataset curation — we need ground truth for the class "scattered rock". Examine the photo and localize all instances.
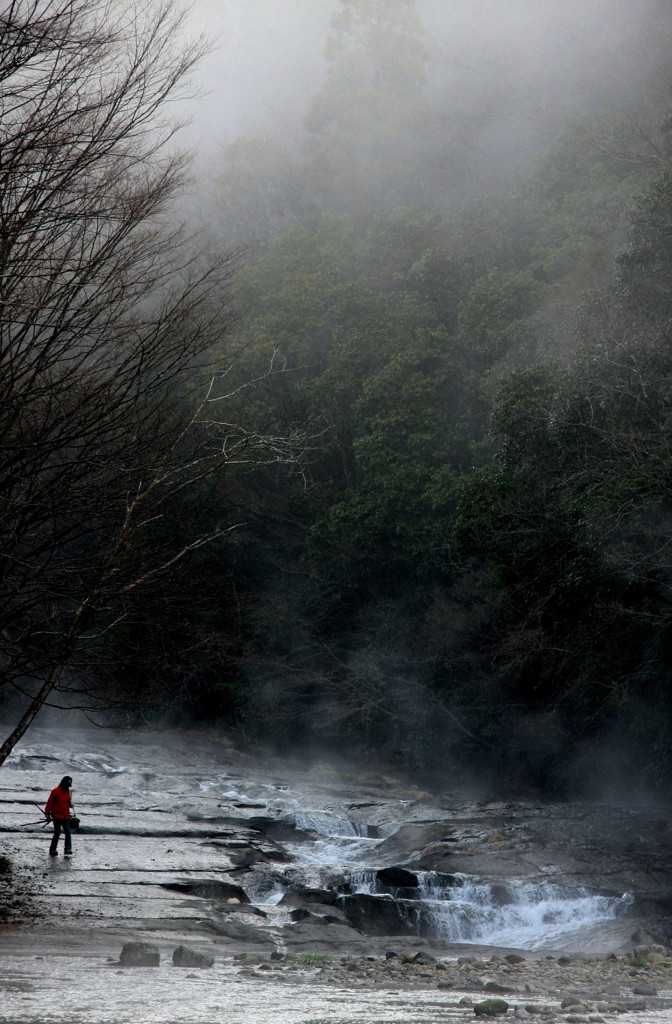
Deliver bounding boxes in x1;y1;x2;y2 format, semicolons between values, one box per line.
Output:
484;981;517;994
561;994;584;1008
632;982;657;995
473;997;509;1016
410;951;437;965
632;943;667;964
172;946;214;968
119;942;160;967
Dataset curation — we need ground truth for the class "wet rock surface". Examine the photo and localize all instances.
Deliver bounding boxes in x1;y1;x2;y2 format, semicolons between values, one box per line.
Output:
1;726;672;1022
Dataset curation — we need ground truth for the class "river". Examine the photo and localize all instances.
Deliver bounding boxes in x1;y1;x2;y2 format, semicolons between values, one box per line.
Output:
0;724;671;1023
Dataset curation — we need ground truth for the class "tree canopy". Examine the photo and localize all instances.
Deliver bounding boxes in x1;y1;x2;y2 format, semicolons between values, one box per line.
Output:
6;0;672;795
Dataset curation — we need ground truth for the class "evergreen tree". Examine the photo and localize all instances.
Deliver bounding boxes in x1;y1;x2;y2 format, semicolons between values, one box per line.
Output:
303;0;430;218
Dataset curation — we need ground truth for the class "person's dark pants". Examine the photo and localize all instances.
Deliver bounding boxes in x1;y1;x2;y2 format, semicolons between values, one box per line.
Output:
49;817;72;855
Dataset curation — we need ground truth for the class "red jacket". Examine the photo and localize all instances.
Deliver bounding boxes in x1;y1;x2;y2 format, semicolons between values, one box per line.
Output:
45;786;71;820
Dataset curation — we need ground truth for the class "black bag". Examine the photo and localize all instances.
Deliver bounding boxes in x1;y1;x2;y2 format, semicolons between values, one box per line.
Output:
69;816;80;830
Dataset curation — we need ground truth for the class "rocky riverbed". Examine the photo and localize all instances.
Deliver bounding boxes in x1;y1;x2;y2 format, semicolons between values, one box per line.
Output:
1;725;672;1023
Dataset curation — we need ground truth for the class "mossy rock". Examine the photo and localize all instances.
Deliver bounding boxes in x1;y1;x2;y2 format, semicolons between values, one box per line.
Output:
474;998;509;1016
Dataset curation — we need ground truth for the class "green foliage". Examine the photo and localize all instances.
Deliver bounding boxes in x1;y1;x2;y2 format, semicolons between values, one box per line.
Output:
299;952;329;965
618;120;672;322
209;89;672;789
458;270;546;367
94;9;672;793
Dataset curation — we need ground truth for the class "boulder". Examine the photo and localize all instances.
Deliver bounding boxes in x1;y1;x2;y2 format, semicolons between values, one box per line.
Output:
560;994;584;1008
410;951;437;965
473;998;509;1016
633;943;667;963
119;941;160;967
172;945;214;968
280;886;338;907
484;981;517;994
338;893;416;936
633;982;657;996
376;867;419;889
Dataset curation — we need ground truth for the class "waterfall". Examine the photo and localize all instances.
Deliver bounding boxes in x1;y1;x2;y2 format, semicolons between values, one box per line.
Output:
339;869;633;948
291;809;370;838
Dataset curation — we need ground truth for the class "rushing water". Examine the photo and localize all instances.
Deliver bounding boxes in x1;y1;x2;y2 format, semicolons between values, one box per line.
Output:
340;870;633;948
275;803;633;950
0;726;663;1024
0;726;642;955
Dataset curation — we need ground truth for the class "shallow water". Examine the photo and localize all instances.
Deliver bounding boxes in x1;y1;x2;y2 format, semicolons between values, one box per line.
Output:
0;954;462;1024
0;725;671;1022
1;953;672;1024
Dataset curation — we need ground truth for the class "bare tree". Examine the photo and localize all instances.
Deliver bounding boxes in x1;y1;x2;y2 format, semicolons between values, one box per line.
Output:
0;0;299;765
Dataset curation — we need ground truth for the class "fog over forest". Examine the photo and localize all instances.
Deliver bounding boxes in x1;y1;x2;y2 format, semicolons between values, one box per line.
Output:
4;0;672;799
184;0;670;188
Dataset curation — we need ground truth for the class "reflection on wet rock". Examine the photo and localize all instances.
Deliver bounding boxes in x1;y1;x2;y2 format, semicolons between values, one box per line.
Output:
1;726;671;962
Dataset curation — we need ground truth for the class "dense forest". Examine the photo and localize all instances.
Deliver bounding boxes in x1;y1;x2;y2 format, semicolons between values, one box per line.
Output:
4;0;672;796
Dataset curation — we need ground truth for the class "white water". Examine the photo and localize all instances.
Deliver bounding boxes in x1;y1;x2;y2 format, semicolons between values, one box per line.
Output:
256;805;634;949
0;728;639;956
291;809;370;837
419;877;634;948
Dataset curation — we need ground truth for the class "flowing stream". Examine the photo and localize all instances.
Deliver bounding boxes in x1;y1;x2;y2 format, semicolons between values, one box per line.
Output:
0;725;669;1024
276;804;633;950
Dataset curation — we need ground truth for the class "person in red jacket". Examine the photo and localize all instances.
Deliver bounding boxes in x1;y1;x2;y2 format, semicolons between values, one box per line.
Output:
44;776;75;857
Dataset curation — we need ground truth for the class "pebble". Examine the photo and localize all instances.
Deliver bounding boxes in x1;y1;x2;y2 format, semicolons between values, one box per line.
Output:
259;948;672;1017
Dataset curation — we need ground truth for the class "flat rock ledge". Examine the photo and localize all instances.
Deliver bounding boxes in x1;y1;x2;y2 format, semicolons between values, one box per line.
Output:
220;945;672;1020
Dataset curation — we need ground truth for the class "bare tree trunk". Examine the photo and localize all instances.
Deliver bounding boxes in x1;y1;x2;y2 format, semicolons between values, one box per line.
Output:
0;665;68;767
0;0;302;760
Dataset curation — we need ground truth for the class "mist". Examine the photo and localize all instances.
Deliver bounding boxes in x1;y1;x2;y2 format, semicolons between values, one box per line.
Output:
4;0;672;802
180;0;671;202
178;1;332;162
5;7;672;999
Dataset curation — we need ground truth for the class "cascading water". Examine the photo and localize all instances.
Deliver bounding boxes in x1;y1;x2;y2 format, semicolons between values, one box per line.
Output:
39;731;636;955
291;809;371;838
335;868;634;950
275;807;634;950
282;806;383;867
416;875;633;948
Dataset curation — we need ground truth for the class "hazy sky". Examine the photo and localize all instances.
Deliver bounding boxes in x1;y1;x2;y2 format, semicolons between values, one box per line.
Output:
180;0;333;160
178;0;670;183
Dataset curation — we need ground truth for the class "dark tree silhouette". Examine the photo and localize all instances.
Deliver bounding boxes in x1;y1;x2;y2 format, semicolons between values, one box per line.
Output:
0;0;299;764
